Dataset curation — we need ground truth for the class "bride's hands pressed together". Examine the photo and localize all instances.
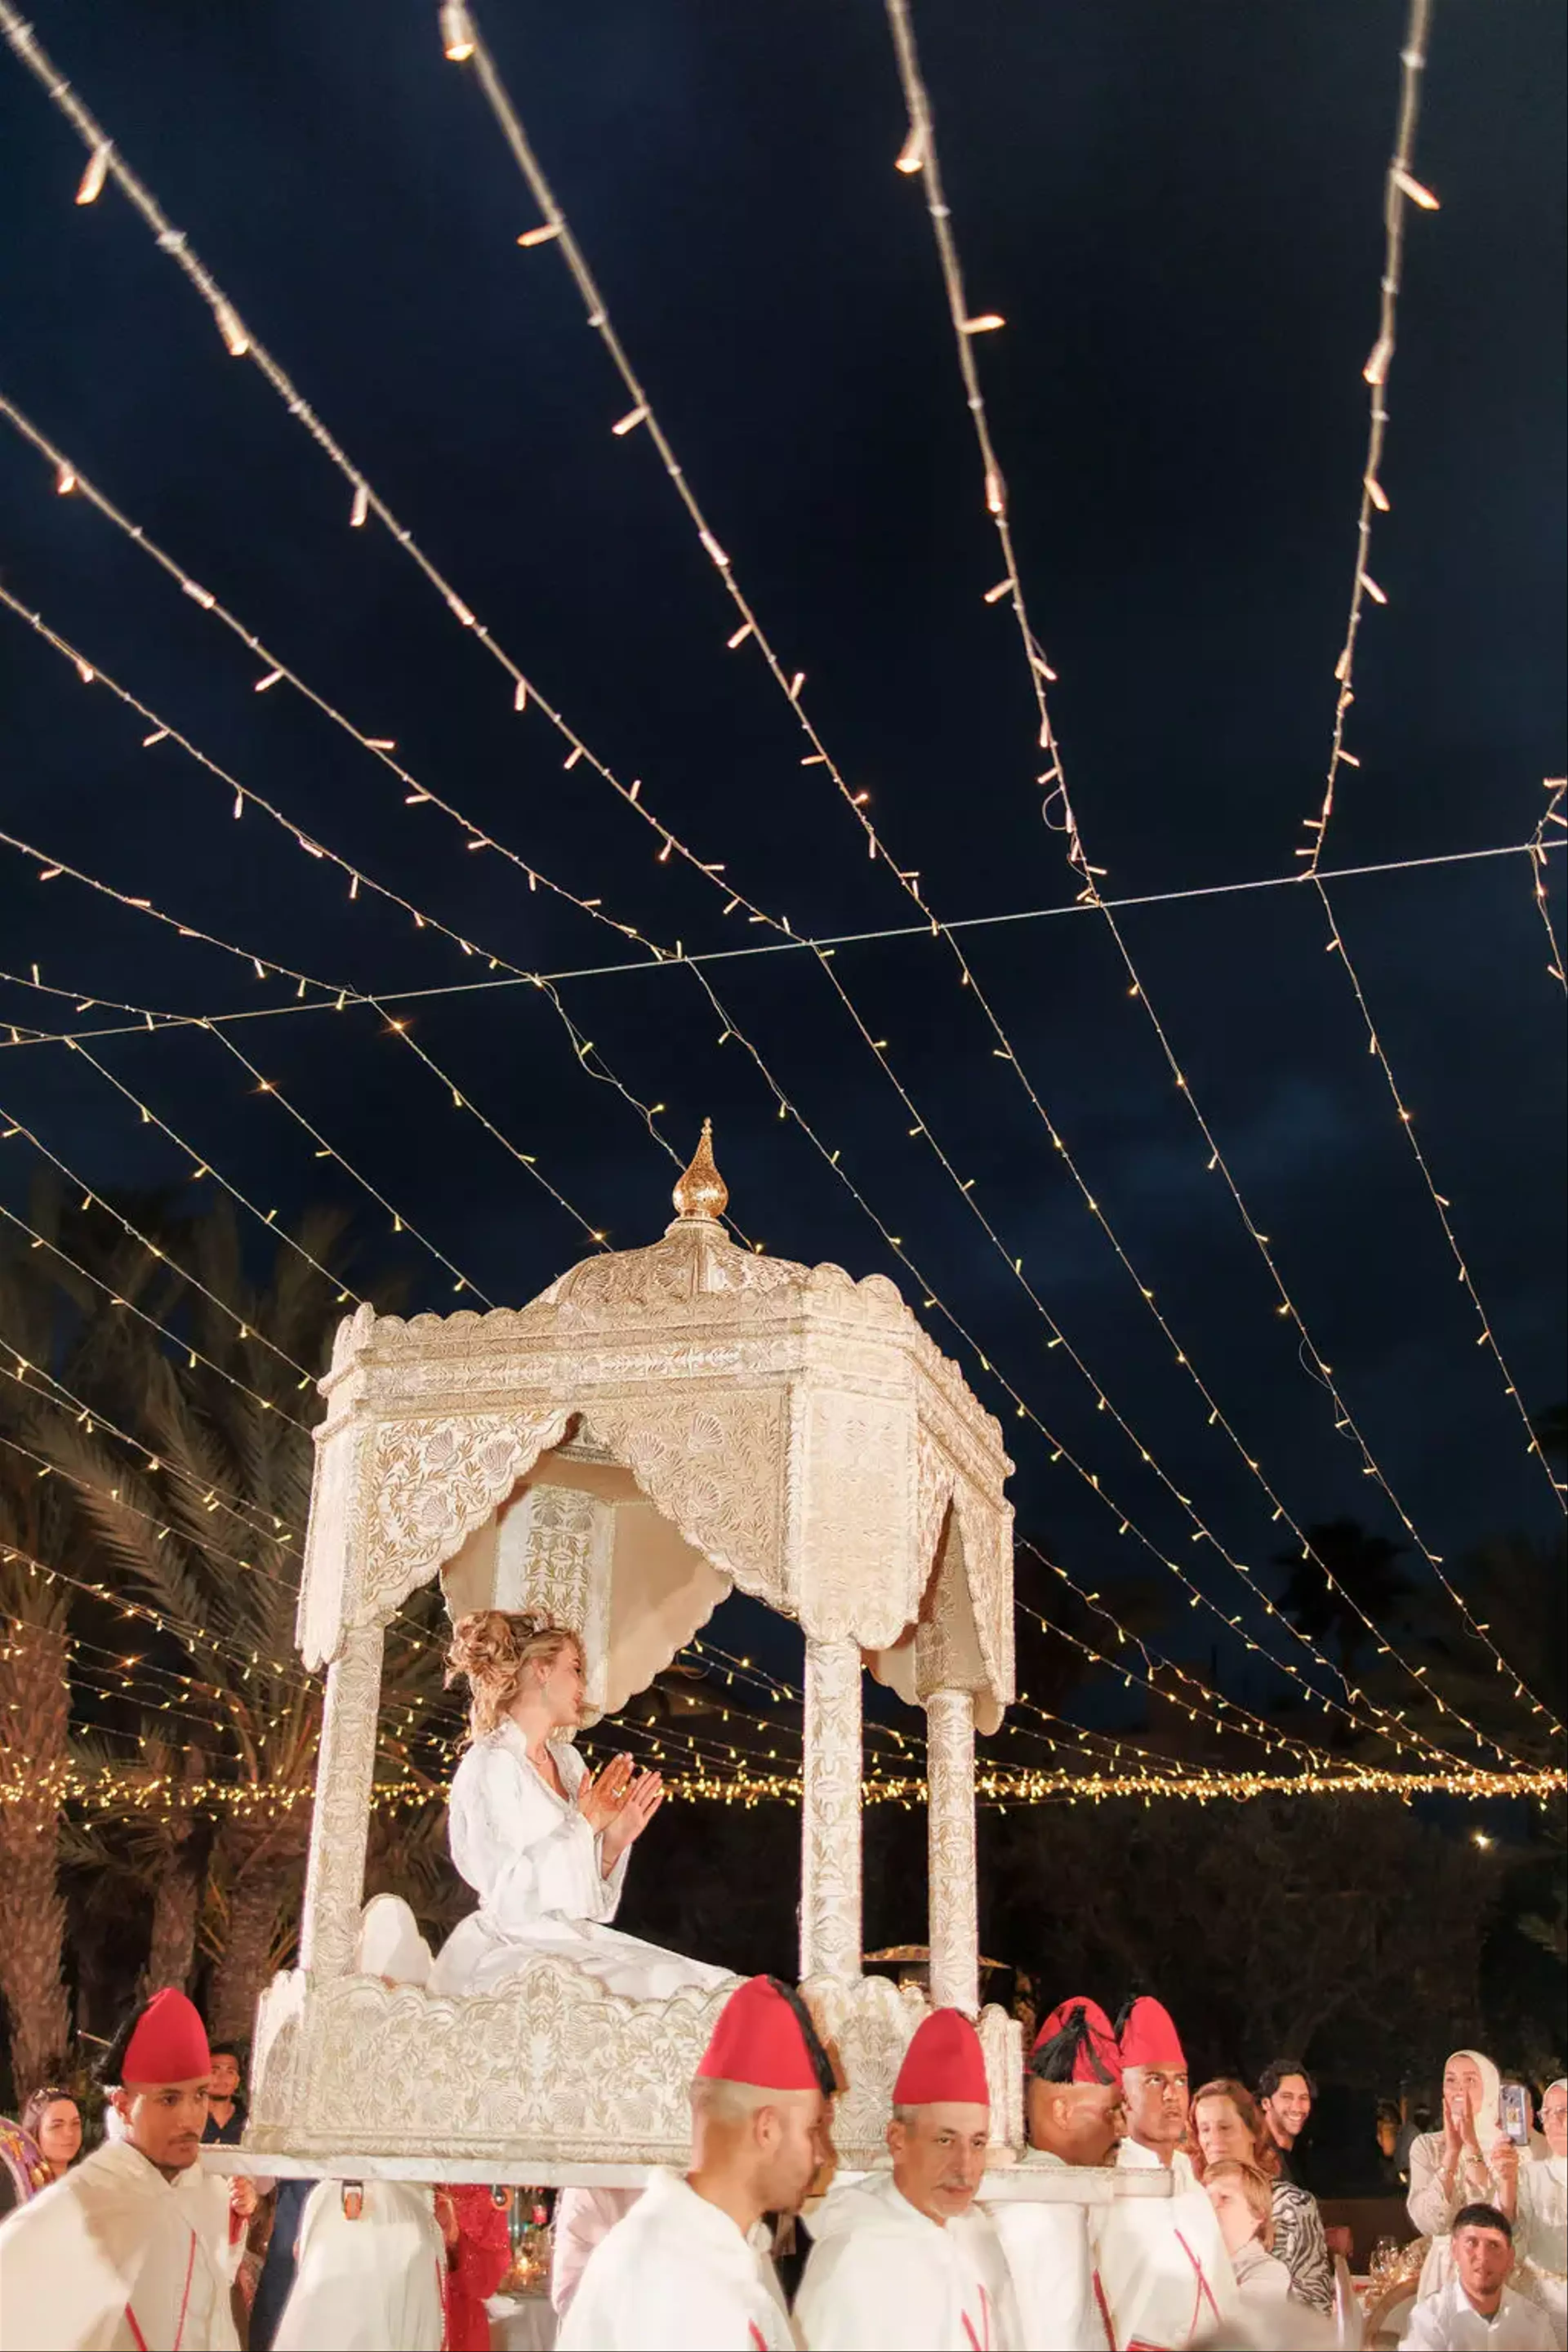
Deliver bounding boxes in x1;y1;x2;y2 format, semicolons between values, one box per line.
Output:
597;1766;664;1871
576;1752;636;1834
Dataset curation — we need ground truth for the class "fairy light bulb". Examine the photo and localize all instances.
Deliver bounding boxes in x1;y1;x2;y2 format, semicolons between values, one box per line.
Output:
439;1;477;62
75;145;109;206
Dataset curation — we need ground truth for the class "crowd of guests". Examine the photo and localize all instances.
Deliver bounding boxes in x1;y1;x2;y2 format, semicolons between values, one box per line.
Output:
1;1971;1562;2352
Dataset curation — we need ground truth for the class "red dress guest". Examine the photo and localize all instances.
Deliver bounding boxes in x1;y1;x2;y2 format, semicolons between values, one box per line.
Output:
437;2182;513;2352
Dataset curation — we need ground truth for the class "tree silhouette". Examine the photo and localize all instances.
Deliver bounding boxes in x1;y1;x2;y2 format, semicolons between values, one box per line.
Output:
1274;1518;1415;1679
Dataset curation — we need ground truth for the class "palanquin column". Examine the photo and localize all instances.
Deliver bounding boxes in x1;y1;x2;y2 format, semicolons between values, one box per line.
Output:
800;1635;863;1982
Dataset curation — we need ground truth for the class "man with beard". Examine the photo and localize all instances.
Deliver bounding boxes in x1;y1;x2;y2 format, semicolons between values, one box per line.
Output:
795;2008;1019;2350
1095;1995;1238;2352
559;1975;835;2350
985;1995;1126;2351
0;1989;246;2352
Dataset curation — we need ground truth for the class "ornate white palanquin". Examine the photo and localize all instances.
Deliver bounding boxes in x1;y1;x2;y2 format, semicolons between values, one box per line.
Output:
245;1127;1021;2178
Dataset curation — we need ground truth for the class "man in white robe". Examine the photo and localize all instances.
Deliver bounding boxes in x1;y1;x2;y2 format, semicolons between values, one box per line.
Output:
1095;1995;1238;2352
559;1973;835;2350
272;2178;446;2352
986;1994;1126;2351
1400;2204;1556;2350
0;1988;242;2352
795;2007;1020;2351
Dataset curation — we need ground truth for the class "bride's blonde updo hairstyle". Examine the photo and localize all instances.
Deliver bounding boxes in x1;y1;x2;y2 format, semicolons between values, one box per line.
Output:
445;1608;580;1740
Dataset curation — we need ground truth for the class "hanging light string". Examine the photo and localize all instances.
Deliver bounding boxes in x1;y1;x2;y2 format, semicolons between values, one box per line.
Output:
0;575;713;1251
0;635;1532;1759
0;581;660;1016
0;395;681;969
0;19;1537;1750
1530;780;1567;991
6;1018;369;1316
2;835;1558;1058
1314;872;1568;1518
0;16;792;941
4;2;1552;1686
0;1348;301;1561
427;5;1553;1740
679;1630;1200;1785
7;1002;491;1311
793;944;1554;1751
1263;0;1564;1516
0;1196;315;1427
0;812;628;1263
6;416;1547;1707
877;0;1568;1677
687;958;1515;1773
1298;0;1434;875
1012;1575;1344;1770
4;1753;1560;1819
0;1106;340;1379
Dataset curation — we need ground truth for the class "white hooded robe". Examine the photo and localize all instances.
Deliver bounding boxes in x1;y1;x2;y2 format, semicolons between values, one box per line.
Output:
557;2168;794;2352
983;2152;1112;2351
0;2138;239;2352
1095;2140;1238;2352
795;2172;1020;2351
270;2178;445;2352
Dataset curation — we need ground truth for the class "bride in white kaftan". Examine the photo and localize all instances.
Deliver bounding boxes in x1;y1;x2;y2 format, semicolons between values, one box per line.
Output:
430;1713;731;1999
421;1609;733;2004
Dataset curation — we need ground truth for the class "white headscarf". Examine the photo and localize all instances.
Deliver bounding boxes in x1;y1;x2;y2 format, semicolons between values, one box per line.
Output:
1544;2077;1567;2185
1443;2047;1502;2147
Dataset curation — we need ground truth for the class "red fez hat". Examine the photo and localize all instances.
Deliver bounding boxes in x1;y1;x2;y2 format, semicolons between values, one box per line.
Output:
120;1989;212;2084
1116;1996;1185;2072
1031;1996;1123;2087
893;2009;990;2107
697;1977;824;2093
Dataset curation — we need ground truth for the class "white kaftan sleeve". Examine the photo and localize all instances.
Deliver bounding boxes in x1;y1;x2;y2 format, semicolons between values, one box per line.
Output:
1406;2132;1466;2239
449;1740;625;1930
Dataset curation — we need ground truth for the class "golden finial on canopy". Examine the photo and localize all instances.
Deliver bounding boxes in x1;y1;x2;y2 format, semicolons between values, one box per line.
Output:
672;1119;728;1222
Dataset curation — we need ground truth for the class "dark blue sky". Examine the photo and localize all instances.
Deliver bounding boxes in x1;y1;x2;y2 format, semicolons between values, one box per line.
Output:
1;0;1563;1722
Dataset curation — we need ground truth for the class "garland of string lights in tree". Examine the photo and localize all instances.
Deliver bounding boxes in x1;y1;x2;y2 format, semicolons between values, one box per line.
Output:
0;1;1557;1766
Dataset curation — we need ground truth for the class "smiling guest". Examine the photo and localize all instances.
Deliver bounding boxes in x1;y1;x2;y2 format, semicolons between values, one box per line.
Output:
796;2008;1019;2350
1258;2058;1316;2187
0;1988;244;2352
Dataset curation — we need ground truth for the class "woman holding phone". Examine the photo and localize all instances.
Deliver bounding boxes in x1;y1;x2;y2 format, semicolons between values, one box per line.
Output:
1408;2050;1523;2306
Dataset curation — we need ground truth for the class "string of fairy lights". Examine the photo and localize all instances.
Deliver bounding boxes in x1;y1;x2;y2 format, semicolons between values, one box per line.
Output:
1532;782;1568;991
1;400;1538;1753
875;0;1568;1684
0;837;1557;1059
427;0;1562;1742
0;2;1558;1800
2;0;1552;1771
2;871;1529;1774
0;577;1479;1766
1296;0;1433;880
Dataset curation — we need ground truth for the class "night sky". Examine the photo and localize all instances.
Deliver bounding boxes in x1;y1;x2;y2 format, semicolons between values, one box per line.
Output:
1;0;1563;1726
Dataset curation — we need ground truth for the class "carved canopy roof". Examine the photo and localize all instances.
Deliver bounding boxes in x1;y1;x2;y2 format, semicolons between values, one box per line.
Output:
297;1128;1015;1722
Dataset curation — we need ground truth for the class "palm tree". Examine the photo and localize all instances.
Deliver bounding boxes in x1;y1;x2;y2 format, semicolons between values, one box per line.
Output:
0;1216;81;2096
1274;1517;1416;1682
40;1202;457;2038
